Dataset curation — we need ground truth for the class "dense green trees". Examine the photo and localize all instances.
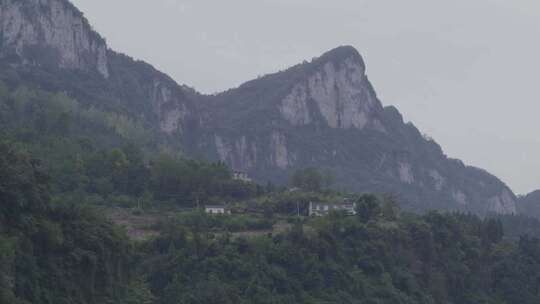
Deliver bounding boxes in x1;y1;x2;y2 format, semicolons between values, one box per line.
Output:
290;168;335;193
141;207;540;304
291;167;324;192
0;142;132;304
3;107;540;304
355;194;382;222
491;213;540;241
49;145;257;209
150;156;256;206
0;79;259;211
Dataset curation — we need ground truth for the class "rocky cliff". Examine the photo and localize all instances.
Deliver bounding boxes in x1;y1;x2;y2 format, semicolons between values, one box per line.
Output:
0;0;108;77
0;0;518;215
106;52;199;136
278;48;384;130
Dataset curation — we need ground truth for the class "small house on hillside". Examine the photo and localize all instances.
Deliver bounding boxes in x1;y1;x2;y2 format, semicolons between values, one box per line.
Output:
309;201;356;216
205;205;230;215
233;171;252;182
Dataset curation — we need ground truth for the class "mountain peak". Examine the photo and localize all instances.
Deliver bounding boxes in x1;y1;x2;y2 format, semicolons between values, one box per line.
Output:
314;45;365;69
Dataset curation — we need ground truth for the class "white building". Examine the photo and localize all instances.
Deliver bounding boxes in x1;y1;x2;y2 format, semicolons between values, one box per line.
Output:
205;205;230;215
233;171;252;182
309;201;356;216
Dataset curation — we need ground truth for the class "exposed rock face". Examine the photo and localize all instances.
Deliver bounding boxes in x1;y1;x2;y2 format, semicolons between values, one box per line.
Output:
429;169;445;191
106;52;199;135
280;84;311;125
453;190;468;206
151;79;192;134
0;0;109;77
398;162;415;184
214;135;258;171
212;131;293;172
488;189;517;214
279;50;384;131
270;131;293;169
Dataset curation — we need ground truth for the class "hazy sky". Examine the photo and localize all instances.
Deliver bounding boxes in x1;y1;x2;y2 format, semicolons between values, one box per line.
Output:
71;0;540;194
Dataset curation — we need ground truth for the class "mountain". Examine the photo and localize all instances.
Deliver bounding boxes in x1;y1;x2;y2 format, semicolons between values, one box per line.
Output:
517;190;540;219
0;0;517;215
192;47;517;215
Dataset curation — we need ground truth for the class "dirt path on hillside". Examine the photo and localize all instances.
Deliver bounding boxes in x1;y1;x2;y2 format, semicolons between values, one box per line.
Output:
104;207;296;241
103;208;169;241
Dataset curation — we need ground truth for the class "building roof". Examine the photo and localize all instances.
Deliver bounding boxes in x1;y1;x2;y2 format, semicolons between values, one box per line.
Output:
311;202;355;206
205;205;227;209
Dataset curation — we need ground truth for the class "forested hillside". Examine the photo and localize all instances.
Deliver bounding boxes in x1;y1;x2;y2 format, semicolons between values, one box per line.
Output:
0;76;258;209
2;77;540;303
1;78;540;302
3;138;540;304
0;142;131;304
142;205;540;304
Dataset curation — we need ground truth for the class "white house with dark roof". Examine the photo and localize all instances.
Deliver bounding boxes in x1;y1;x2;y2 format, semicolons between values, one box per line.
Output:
205;205;230;215
233;171;252;182
309;201;356;216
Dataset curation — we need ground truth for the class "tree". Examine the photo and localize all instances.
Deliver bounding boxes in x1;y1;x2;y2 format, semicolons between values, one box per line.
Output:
0;142;50;226
323;171;336;190
482;218;503;247
291;168;323;192
381;195;399;221
355;194;381;223
123;279;156;304
53;112;71;135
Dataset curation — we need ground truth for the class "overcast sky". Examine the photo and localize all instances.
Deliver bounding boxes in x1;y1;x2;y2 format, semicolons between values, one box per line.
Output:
71;0;540;195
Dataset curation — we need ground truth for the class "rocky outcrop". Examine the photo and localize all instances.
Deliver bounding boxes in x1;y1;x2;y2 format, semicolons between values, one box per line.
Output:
151;79;192;134
279;47;384;131
452;190;468;206
280;84;311;125
214;135;258;171
488;189;517;214
270;131;294;169
212;131;294;172
398;162;415;184
429;169;445;191
0;0;109;77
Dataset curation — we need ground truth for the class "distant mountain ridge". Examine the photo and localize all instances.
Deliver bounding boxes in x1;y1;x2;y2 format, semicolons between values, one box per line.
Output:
0;0;518;215
517;190;540;219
